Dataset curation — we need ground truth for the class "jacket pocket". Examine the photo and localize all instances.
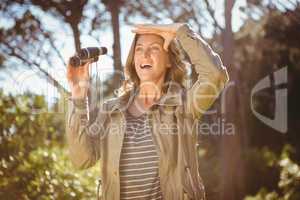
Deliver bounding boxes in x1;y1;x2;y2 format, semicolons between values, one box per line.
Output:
183;187;199;200
96;179;102;200
186;166;197;196
183;190;192;200
184;166;205;200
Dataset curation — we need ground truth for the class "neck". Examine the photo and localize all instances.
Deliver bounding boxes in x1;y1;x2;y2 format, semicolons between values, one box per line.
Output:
137;77;164;106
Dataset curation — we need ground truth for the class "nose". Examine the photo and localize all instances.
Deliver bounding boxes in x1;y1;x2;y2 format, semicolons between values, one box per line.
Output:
143;48;151;58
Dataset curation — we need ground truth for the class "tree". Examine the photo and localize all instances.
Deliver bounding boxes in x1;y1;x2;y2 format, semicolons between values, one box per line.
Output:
0;90;99;199
234;3;300;198
244;145;300;200
0;0;123;97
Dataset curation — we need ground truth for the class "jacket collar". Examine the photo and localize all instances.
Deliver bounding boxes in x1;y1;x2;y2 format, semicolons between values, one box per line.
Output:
110;81;184;112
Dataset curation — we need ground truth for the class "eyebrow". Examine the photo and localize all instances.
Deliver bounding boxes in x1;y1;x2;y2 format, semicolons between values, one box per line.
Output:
135;42;162;47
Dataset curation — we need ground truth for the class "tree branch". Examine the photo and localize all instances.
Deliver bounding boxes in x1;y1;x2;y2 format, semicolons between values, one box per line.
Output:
203;0;224;31
3;41;69;95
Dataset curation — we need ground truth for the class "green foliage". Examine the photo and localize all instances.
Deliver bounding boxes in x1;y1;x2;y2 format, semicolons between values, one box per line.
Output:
0;90;99;200
244;145;300;200
231;4;300;198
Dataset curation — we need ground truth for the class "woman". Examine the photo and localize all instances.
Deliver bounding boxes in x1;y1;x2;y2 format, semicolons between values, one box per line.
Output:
66;23;229;200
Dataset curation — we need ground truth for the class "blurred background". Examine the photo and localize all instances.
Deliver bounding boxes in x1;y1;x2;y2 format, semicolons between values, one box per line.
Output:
0;0;299;199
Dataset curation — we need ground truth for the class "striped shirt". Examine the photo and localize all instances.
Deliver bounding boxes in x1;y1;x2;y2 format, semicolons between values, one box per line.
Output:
119;110;163;200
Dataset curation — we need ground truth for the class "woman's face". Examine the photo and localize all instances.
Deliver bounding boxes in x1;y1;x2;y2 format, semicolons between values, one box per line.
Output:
134;34;171;85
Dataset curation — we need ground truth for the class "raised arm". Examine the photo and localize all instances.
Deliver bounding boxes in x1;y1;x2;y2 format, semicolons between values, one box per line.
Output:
176;24;229;119
66;62;107;169
132;23;229;119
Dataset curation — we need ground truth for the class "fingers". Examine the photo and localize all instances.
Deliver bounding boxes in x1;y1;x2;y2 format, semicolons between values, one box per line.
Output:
132;26;172;34
134;24;166;31
67;61;91;83
67;63;76;81
132;28;174;52
163;37;172;52
81;62;90;78
131;28;160;35
134;24;158;29
132;23;169;34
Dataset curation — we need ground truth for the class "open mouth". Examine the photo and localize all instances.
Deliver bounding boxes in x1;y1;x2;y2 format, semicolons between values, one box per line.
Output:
140;64;152;69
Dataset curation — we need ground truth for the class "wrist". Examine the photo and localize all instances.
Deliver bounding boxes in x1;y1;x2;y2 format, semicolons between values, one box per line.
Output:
71;88;88;100
69;96;88;113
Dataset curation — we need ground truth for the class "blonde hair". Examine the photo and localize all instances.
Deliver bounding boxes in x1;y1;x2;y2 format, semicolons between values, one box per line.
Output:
118;34;187;96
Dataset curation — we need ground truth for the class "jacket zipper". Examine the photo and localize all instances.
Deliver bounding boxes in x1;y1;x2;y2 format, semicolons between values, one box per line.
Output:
115;110;126;200
96;179;102;200
148;110;165;198
185;165;197;196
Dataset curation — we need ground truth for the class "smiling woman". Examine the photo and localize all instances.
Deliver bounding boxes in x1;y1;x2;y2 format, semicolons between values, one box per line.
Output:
135;34;170;83
66;23;229;200
122;31;187;110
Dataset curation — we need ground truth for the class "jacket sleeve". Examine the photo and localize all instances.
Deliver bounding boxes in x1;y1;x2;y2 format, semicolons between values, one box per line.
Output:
176;24;229;119
66;98;108;169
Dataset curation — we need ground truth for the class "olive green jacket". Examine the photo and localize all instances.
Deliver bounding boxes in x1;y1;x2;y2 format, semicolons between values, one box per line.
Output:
66;24;229;200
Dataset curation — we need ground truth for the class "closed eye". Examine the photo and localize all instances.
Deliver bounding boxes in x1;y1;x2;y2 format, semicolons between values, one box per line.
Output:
135;47;143;52
150;44;162;51
151;46;160;51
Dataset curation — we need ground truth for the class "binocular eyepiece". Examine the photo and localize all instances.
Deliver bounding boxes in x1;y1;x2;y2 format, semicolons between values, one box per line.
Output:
69;47;107;67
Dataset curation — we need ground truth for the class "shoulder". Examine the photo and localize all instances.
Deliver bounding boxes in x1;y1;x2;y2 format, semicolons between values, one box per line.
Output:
102;91;131;112
102;97;120;112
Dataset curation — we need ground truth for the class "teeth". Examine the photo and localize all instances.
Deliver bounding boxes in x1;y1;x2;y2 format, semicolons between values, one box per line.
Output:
141;64;152;69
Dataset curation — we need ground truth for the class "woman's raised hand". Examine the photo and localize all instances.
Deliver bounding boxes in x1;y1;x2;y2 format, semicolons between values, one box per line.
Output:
67;61;90;99
132;23;184;51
